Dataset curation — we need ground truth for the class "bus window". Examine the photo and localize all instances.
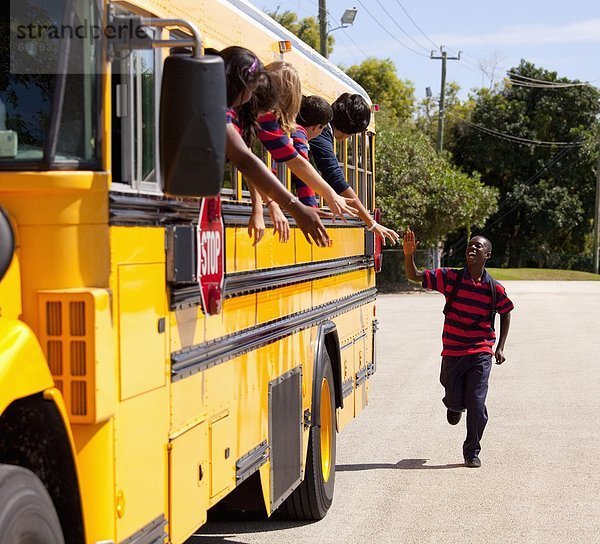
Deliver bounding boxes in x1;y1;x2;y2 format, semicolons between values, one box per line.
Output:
0;0;101;167
356;132;365;204
221;162;237;200
112;22;160;191
366;132;375;210
335;136;344;169
346;136;356;191
275;161;289;191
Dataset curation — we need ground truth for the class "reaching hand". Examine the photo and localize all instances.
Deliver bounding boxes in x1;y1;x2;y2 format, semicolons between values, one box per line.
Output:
403;227;419;255
325;192;358;222
266;201;290;243
288;201;330;247
371;222;400;246
248;207;265;246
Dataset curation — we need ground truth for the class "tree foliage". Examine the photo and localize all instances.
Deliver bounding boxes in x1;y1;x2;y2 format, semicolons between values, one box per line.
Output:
267;10;334;55
448;60;600;268
376;114;498;246
416;81;476;150
345;57;415;123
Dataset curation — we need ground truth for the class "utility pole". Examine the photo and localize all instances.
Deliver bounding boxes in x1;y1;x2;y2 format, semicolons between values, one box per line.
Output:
430;47;460;154
430;47;460;269
594;139;600;273
318;0;328;58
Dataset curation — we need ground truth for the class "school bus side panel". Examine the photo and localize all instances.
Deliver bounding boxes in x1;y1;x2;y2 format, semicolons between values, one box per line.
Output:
111;226;170;541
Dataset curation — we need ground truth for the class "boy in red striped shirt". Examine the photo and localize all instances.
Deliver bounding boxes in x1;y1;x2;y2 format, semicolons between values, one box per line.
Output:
403;228;514;468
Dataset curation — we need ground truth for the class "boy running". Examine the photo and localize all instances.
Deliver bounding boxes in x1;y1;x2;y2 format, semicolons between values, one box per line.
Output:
403;228;514;468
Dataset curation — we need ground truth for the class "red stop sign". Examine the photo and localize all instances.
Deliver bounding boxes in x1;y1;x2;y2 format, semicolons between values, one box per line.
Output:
197;197;225;315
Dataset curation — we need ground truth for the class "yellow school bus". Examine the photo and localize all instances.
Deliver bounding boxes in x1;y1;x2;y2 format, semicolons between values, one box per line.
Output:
0;0;379;542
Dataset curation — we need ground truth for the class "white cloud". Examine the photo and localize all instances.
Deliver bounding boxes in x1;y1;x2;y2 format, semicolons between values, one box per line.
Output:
431;19;600;48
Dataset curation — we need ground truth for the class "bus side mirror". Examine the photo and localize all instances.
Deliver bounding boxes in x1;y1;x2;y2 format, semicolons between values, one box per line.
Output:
160;54;226;197
0;208;15;282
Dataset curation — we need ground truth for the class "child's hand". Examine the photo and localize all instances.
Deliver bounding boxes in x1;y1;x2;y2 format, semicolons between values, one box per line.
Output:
266;201;290;243
248;207;265;246
494;348;506;365
288;201;330;247
325;192;358;222
403;227;419;255
371;223;400;246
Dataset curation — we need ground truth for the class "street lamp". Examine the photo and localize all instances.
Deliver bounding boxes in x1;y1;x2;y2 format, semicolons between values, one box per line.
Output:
319;5;358;58
327;8;358;36
340;8;358;26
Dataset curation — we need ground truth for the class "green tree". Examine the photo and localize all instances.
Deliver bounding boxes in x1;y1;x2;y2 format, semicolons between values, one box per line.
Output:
345;57;415;123
449;60;600;269
267;10;334;55
376;114;498;246
417;81;476;150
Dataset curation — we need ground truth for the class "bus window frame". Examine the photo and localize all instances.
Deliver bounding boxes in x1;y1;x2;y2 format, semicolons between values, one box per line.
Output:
346;135;356;192
110;6;162;195
366;132;375;211
356;132;365;204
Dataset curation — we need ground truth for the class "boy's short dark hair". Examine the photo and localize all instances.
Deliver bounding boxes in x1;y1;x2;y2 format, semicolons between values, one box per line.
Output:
297;95;333;127
331;93;371;134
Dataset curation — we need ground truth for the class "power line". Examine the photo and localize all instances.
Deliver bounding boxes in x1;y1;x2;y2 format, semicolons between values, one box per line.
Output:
330;27;362;64
340;27;370;61
460;118;584;148
506;71;597;87
394;0;438;49
482;145;578;231
354;0;429;58
373;0;429;53
446;143;579;255
493;144;579;216
507;79;598;90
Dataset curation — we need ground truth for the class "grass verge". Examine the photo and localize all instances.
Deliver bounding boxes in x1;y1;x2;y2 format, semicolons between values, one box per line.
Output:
486;268;600;281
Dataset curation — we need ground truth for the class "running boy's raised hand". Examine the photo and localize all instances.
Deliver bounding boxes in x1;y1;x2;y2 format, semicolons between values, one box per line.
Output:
403;227;419;255
402;227;422;282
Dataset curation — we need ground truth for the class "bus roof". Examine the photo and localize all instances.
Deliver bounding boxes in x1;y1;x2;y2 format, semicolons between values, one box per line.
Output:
224;0;371;103
126;0;372;105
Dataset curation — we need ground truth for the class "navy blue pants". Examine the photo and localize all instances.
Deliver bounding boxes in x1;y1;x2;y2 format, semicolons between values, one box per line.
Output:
440;352;492;459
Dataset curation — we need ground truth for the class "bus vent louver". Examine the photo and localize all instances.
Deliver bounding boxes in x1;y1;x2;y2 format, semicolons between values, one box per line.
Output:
38;289;115;424
39;292;96;423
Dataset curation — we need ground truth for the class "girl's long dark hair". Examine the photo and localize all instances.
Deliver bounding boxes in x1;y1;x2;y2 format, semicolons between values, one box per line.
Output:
219;46;263;107
237;71;278;145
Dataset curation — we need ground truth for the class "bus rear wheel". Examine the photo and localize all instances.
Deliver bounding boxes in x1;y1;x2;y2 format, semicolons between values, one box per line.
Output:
279;353;336;520
0;464;64;544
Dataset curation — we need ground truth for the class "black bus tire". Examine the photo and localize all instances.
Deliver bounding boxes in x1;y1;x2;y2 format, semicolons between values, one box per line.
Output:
279;352;336;520
0;464;64;544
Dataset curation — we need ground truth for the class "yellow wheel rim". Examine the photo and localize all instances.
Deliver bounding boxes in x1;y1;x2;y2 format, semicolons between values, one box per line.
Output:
320;377;333;483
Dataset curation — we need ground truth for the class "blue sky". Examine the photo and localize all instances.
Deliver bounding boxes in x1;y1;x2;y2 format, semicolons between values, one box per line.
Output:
253;0;600;100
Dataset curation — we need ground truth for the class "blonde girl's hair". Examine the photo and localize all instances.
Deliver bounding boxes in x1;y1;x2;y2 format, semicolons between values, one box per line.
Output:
266;61;301;134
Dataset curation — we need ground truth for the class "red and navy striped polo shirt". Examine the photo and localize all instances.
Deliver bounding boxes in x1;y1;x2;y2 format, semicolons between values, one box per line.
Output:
422;267;514;357
290;125;318;207
226;108;242;136
257;112;299;162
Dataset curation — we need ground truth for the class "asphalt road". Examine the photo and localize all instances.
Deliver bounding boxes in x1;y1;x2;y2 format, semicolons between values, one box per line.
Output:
194;281;600;544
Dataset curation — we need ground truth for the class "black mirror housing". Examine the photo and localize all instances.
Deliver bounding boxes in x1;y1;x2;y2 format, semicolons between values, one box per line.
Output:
160;54;226;198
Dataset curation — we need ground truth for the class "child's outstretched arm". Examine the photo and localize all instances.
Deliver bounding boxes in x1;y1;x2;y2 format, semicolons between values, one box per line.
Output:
226;125;330;247
286;156;358;220
309;130;399;245
340;186;400;246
